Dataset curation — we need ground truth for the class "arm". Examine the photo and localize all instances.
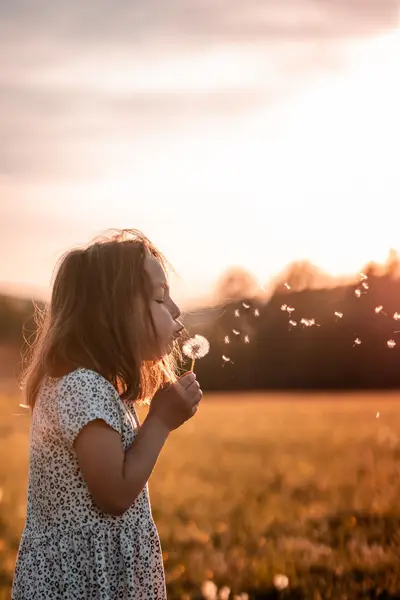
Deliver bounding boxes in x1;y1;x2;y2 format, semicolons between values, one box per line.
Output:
74;413;170;516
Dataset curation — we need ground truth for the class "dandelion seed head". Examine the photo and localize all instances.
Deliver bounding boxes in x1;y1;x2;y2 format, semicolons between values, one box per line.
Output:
201;580;218;600
182;335;210;359
273;574;289;590
219;586;231;600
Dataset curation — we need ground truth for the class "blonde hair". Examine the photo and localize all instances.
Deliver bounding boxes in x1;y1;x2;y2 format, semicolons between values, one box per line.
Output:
21;229;180;408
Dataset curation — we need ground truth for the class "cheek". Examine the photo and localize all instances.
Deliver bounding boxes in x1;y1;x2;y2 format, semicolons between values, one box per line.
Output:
151;306;173;339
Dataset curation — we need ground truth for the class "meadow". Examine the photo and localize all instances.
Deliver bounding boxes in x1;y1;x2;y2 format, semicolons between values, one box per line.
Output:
1;390;400;599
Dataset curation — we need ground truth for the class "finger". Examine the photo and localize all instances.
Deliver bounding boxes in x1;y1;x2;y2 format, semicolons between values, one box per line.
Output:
190;389;203;406
179;373;197;390
184;380;200;395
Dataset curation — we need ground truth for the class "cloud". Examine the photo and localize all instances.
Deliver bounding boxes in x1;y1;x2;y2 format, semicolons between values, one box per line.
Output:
0;0;397;179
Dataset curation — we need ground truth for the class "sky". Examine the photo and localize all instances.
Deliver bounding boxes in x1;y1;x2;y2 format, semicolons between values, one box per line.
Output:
1;0;399;305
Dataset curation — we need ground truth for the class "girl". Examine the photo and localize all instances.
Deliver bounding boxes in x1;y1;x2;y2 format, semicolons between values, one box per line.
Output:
12;229;203;600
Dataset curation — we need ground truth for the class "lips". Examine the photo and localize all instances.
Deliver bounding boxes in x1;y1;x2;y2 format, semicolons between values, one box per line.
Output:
173;326;184;339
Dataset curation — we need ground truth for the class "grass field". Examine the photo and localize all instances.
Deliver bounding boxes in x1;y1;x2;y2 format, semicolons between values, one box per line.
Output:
2;390;400;599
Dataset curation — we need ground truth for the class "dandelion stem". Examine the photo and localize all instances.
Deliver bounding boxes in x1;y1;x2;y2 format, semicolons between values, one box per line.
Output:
190;357;195;372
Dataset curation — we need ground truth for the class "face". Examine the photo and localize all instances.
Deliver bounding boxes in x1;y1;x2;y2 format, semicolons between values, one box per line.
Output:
143;252;183;359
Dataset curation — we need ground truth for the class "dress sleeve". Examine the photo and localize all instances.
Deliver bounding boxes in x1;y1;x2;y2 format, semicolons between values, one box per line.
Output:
57;368;122;447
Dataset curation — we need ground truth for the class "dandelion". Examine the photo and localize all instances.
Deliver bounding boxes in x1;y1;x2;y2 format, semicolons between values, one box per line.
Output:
232;329;240;335
219;586;231;600
334;311;343;319
201;581;218;600
224;336;230;344
273;574;289;590
393;312;400;320
254;308;260;317
234;309;240;317
353;337;362;346
242;302;250;309
182;335;210;371
244;335;250;343
387;339;396;349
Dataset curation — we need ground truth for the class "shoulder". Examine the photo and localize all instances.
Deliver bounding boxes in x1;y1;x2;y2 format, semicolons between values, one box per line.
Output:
58;368;119;400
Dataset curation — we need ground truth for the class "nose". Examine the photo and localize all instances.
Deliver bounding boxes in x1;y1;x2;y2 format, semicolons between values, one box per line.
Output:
171;300;181;322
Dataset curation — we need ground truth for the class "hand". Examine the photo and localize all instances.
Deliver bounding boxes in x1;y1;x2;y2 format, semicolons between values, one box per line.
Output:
148;372;203;432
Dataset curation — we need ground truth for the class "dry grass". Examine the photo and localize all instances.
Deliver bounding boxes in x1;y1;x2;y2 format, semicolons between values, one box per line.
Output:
2;391;400;598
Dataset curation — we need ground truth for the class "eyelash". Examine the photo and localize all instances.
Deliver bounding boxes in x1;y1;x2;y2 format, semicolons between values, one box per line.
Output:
155;300;165;304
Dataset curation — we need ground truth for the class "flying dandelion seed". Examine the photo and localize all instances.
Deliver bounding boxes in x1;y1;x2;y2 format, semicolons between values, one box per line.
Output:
300;318;318;327
353;338;362;346
360;273;368;280
287;306;295;314
362;281;369;290
355;289;362;298
244;335;250;343
254;308;260;317
234;309;240;317
284;282;291;289
224;336;230;344
232;329;240;335
222;355;232;365
393;312;400;321
182;335;210;371
334;311;343;319
289;320;297;329
242;302;250;309
281;304;287;311
376;412;380;418
387;339;396;349
375;305;383;314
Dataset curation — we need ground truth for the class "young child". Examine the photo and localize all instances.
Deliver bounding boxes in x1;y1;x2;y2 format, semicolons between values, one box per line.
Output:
12;229;202;600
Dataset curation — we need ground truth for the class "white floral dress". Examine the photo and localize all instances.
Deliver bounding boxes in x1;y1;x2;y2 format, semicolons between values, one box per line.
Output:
12;368;167;600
